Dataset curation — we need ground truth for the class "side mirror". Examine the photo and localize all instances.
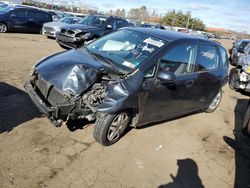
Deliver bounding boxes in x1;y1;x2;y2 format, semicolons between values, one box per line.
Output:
106;24;113;29
157;70;176;84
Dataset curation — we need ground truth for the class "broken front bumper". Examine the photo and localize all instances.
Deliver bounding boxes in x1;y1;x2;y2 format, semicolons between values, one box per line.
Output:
24;81;75;127
56;33;82;49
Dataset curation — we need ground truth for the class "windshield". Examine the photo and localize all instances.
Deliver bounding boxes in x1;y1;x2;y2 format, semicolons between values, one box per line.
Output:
239;41;250;51
86;30;166;72
58;17;79;24
0;4;8;9
0;6;11;14
78;15;107;27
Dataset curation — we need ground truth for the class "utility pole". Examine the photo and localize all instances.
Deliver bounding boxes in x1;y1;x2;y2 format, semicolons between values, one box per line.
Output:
51;0;53;10
186;12;191;31
71;0;73;12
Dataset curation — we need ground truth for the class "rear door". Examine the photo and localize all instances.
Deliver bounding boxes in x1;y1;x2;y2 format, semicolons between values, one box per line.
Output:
193;43;222;109
8;9;28;31
26;10;44;32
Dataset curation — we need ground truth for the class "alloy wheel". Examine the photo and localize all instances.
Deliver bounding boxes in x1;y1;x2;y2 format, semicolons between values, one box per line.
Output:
0;23;7;33
107;113;129;142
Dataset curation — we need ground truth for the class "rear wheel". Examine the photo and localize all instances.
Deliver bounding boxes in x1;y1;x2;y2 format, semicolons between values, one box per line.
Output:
0;23;7;33
205;90;222;113
229;68;239;90
94;111;131;146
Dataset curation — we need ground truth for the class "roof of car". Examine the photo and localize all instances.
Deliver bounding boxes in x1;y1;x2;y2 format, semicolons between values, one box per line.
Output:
88;14;126;19
125;27;220;45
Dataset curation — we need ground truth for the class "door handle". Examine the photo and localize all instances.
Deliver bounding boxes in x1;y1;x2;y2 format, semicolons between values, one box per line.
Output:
29;19;34;21
185;80;194;88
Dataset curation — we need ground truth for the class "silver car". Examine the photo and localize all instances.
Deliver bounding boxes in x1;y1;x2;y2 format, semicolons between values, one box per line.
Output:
42;17;81;38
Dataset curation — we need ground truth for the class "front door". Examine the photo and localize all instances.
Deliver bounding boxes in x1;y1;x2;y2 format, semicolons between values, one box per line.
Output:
9;9;28;31
141;42;198;124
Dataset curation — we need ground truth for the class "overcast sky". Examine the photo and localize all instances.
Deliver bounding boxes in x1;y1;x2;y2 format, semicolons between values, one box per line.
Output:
43;0;250;33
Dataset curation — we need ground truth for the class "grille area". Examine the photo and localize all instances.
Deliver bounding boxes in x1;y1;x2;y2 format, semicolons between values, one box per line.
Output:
34;76;67;106
43;26;55;32
60;29;75;36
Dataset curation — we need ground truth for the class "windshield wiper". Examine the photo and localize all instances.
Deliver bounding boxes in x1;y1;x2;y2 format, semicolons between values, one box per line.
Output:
91;51;115;67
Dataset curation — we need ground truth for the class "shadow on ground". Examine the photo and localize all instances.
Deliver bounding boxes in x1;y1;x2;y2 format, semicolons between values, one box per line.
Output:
0;82;41;133
137;111;202;130
223;98;250;188
158;158;204;188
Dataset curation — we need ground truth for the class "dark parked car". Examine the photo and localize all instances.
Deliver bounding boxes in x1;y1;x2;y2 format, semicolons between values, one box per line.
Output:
56;15;131;49
230;39;250;66
24;28;229;146
229;53;250;92
0;6;52;33
140;23;165;29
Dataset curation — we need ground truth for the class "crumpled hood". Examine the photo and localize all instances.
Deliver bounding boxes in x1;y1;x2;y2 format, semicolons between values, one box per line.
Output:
61;24;102;32
43;21;68;30
35;49;106;96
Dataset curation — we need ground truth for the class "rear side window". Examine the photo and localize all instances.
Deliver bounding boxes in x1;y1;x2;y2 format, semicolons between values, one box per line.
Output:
197;45;219;71
219;47;228;67
27;11;43;19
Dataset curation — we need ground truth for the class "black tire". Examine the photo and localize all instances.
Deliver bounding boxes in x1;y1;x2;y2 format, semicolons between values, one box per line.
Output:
242;102;250;136
229;68;239;90
0;23;8;33
94;111;131;146
205;90;222;113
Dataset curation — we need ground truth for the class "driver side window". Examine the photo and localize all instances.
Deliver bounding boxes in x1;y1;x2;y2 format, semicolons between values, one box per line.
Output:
11;9;26;18
158;43;197;76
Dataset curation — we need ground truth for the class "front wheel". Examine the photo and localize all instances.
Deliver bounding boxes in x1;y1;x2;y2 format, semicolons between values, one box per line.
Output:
205;90;222;113
0;23;7;33
94;111;131;146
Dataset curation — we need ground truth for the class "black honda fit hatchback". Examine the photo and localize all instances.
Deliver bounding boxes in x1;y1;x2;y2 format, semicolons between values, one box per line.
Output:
25;28;229;145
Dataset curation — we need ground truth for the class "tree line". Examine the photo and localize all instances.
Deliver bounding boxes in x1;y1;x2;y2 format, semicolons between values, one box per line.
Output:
107;6;206;31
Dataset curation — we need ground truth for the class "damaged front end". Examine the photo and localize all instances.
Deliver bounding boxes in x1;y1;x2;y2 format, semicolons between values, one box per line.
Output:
24;49;124;127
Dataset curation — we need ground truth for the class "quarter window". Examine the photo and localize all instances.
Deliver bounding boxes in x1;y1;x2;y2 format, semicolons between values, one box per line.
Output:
158;43;197;75
198;45;218;71
43;13;50;19
219;47;228;67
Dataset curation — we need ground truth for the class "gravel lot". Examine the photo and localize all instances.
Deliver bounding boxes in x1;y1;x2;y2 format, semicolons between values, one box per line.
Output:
0;33;249;188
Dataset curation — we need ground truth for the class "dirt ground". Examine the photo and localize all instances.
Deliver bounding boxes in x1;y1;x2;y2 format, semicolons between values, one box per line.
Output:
0;34;249;188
